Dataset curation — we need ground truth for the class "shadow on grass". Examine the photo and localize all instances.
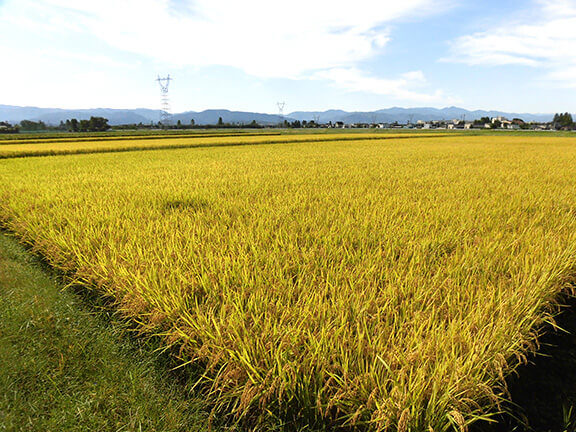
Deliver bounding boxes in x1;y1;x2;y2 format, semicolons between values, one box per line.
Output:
476;295;576;432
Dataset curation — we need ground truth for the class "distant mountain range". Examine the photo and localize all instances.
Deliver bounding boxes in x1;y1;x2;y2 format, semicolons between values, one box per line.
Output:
0;104;554;126
288;107;554;124
0;105;161;126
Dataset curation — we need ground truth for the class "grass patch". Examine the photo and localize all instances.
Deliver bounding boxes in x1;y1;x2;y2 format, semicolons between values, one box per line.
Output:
0;232;212;432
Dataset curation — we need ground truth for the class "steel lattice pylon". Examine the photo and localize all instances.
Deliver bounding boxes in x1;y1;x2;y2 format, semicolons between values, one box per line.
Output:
156;75;173;125
277;101;285;127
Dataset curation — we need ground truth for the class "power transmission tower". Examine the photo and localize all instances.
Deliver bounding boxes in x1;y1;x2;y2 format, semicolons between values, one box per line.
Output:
156;75;173;126
277;101;286;127
313;114;320;125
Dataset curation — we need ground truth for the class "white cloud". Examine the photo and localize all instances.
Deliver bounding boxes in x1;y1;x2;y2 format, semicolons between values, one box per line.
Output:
536;0;576;17
315;68;455;104
39;49;139;69
3;0;446;79
446;0;576;87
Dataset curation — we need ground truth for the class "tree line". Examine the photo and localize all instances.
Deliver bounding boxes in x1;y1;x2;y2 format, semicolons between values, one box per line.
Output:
63;117;110;132
2;113;575;133
0;117;111;133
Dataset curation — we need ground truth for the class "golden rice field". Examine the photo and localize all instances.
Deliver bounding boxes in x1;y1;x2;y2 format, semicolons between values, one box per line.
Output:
1;133;576;430
0;130;280;146
0;132;441;158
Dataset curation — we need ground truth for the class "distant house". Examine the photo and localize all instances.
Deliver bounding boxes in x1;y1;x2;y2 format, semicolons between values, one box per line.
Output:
491;116;508;123
0;121;18;134
448;119;466;129
490;116;512;128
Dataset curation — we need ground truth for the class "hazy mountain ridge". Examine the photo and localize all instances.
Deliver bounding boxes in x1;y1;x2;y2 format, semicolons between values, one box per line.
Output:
0;104;554;125
290;106;553;123
0;105;161;125
171;109;284;126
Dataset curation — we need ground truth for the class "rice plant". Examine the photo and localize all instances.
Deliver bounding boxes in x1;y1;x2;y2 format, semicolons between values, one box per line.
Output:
1;134;576;430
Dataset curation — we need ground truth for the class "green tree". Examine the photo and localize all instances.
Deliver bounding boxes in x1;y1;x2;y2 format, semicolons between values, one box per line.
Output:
79;120;90;132
68;119;79;132
473;117;491;125
19;120;46;131
87;116;110;132
553;112;574;130
217;117;224;127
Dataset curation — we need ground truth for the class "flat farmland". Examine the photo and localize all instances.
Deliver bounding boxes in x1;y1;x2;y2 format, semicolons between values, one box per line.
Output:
0;132;441;158
1;133;576;430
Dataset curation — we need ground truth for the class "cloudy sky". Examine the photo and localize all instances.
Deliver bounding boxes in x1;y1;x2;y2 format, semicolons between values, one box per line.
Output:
1;0;576;113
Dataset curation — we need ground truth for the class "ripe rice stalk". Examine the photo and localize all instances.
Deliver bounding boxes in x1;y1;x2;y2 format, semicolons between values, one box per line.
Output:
1;134;576;429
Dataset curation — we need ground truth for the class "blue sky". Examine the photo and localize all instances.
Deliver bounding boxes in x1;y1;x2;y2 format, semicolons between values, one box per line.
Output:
1;0;576;114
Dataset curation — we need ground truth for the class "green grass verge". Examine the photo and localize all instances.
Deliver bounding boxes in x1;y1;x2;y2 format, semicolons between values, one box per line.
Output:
0;232;212;432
